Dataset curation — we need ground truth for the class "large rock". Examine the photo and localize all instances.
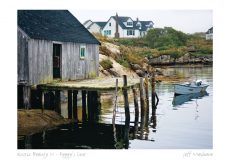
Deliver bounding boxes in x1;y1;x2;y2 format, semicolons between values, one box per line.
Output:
108;68;121;77
130;63;142;71
135;70;145;77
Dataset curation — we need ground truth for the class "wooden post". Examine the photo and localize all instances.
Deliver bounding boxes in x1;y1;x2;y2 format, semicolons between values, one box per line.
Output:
23;85;31;110
68;90;73;119
144;77;149;127
123;75;130;122
132;87;139;138
87;91;92;122
55;90;61;114
73;90;78;122
94;91;100;122
139;77;145;121
112;79;119;125
41;90;44;114
82;90;87;122
151;72;156;115
139;77;146;139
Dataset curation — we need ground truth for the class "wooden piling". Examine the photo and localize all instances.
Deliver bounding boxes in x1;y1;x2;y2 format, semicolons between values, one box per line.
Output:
132;87;139;138
23;85;31;110
82;90;87;122
54;90;61;114
144;77;149;127
68;90;73;119
123;75;130;122
73;90;78;121
41;90;44;114
151;72;156;115
112;79;118;125
87;91;92;122
139;77;145;120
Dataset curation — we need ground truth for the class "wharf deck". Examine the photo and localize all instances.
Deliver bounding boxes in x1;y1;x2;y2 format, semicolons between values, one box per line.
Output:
37;77;140;91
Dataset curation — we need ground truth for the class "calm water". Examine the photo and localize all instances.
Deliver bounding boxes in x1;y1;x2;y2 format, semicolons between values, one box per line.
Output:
18;67;213;149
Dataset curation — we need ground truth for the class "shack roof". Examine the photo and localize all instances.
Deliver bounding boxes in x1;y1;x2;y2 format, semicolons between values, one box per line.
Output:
18;10;100;45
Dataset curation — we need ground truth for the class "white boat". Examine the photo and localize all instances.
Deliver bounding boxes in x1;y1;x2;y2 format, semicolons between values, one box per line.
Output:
174;80;209;95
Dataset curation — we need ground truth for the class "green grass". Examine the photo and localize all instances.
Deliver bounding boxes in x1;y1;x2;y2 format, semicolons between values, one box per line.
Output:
100;59;113;70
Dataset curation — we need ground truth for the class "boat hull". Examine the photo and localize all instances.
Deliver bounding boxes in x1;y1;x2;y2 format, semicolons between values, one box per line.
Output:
175;84;209;95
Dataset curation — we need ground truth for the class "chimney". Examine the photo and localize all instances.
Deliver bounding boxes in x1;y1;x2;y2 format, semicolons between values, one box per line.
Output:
114;12;120;38
136;17;139;22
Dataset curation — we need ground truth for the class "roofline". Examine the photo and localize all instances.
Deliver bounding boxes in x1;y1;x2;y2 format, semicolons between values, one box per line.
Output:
18;26;30;39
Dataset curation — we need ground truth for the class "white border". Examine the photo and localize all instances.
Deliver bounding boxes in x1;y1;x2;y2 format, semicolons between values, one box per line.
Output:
1;0;229;165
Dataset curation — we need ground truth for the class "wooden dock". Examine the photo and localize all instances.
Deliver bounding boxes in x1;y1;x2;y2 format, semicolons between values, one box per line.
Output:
20;75;158;126
37;77;140;91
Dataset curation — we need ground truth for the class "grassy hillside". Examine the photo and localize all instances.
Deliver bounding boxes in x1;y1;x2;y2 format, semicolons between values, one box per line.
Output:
93;27;212;68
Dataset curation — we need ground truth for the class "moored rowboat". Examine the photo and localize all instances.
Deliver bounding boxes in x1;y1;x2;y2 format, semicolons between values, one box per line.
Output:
174;80;209;95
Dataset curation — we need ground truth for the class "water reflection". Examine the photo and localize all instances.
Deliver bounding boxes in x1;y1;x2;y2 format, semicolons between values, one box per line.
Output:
18;67;213;149
172;91;209;106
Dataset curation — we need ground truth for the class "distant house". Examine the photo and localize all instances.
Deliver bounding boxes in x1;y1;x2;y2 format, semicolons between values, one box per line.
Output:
18;10;100;108
206;27;213;40
84;13;154;38
83;20;107;34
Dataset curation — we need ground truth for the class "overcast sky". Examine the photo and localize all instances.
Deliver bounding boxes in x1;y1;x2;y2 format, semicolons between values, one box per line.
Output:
70;10;212;34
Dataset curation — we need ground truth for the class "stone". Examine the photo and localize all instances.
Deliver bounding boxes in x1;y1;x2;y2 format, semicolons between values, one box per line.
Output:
130;63;142;71
135;70;145;77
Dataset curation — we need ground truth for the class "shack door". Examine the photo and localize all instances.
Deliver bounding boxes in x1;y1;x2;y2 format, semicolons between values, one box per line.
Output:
53;44;61;78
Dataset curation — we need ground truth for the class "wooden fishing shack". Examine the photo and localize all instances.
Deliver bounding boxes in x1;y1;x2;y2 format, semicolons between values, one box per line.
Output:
17;10;100;110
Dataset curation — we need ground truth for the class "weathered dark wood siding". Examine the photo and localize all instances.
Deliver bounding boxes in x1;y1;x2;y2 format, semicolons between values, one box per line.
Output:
28;39;53;85
18;28;29;84
61;43;99;80
18;29;99;85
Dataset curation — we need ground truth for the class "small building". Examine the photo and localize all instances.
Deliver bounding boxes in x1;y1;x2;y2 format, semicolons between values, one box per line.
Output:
83;20;107;34
18;10;100;108
206;27;213;40
84;13;154;38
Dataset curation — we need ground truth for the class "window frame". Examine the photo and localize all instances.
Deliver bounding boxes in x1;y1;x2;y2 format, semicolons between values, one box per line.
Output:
80;45;86;60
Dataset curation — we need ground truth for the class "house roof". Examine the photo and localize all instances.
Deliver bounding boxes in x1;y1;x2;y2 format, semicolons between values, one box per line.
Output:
18;10;100;44
94;22;107;28
110;16;153;31
206;27;213;34
111;16;132;29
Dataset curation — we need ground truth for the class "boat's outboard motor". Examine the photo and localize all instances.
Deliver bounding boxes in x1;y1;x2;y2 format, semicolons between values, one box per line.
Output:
196;80;202;86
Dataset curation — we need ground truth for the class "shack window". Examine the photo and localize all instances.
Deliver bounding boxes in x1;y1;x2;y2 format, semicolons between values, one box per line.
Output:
80;46;86;59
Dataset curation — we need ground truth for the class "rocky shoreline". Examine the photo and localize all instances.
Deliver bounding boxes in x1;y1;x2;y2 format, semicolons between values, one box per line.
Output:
148;53;213;66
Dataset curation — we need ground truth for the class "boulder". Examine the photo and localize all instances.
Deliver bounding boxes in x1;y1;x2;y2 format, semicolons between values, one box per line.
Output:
135;70;145;77
108;68;121;77
130;63;142;71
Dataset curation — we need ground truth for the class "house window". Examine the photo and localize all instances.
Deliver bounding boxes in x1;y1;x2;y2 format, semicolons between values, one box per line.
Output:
104;30;111;36
127;30;135;36
80;45;86;59
127;22;133;26
109;23;111;26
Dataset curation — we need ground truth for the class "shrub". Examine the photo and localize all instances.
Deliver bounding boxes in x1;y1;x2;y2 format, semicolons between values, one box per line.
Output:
100;59;113;70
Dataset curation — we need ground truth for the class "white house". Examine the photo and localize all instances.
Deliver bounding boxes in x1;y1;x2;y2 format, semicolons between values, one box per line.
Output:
206;27;213;40
84;13;154;38
83;20;107;34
